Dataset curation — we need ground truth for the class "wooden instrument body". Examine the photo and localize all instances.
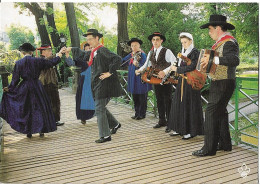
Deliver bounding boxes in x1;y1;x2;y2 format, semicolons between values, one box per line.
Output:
141;67;178;85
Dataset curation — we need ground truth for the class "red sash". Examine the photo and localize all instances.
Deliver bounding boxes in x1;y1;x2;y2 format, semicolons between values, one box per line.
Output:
88;44;103;66
212;35;235;50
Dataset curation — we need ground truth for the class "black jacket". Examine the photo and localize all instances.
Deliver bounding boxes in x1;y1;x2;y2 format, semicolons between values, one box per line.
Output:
72;47;123;99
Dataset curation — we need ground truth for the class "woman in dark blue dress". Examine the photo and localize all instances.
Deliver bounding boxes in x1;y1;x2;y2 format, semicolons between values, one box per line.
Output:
0;43;64;138
65;43;95;124
122;38;152;120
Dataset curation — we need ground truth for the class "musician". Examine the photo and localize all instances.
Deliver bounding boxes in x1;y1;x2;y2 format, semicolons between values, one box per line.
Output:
66;29;123;143
162;32;204;139
122;38;152;120
135;32;177;132
192;15;239;156
38;44;64;127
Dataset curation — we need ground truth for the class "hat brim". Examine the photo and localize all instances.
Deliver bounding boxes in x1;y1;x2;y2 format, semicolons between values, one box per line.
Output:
83;32;103;38
19;44;36;52
200;22;235;30
127;40;143;46
148;34;166;42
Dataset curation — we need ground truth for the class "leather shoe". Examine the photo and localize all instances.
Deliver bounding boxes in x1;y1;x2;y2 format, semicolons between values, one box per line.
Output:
111;123;121;134
165;127;171;133
136;116;145;120
217;145;232;151
81;120;86;124
131;116;137;119
169;132;180;136
95;136;111;143
27;134;32;138
39;133;44;137
153;123;166;128
192;149;216;157
56;121;64;126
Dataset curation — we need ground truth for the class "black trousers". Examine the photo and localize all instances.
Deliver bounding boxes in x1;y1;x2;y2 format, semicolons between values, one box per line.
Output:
154;84;173;125
203;79;235;154
132;93;148;118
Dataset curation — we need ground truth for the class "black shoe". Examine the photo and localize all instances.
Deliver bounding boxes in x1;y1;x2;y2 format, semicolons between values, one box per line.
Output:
131;116;137;119
39;133;44;137
136;116;145;120
217;145;232;151
56;121;64;126
169;132;180;136
95;136;111;143
153;123;166;128
27;134;32;138
81;120;86;125
111;123;121;134
192;149;216;157
165;127;171;133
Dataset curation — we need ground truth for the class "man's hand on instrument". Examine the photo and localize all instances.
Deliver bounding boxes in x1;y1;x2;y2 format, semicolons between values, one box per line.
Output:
133;60;139;67
99;72;112;80
158;71;166;79
170;65;177;72
65;47;71;58
3;87;9;92
135;70;141;76
201;54;209;69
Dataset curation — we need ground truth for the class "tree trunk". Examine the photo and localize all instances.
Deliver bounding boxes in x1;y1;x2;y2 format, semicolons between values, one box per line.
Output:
46;3;61;48
23;3;51;45
64;3;80;47
117;3;129;57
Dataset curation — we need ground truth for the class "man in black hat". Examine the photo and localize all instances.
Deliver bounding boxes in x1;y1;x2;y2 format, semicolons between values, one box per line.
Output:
66;29;123;143
135;32;177;132
192;14;239;157
38;44;64;126
121;38;152;120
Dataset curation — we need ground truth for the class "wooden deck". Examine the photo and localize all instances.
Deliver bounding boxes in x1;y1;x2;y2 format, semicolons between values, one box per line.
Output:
0;89;258;184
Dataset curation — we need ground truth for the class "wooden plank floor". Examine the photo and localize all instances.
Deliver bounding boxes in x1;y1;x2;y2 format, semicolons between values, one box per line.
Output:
0;88;258;184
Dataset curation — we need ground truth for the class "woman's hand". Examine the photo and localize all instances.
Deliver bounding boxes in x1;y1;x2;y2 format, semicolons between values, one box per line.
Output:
158;71;166;79
170;65;177;71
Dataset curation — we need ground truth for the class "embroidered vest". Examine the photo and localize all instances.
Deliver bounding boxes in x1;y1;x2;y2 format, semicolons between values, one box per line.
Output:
150;47;171;70
209;39;235;81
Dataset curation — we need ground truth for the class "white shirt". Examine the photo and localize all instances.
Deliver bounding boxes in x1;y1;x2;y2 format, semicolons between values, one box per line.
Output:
139;46;177;73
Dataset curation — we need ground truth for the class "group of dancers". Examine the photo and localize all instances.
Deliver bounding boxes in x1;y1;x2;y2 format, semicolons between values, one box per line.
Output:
0;14;239;156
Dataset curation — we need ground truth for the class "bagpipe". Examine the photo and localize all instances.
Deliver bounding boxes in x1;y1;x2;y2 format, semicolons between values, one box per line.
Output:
177;53;207;90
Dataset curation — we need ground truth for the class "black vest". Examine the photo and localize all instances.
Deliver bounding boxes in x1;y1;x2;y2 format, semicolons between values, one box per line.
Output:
150;47;171;70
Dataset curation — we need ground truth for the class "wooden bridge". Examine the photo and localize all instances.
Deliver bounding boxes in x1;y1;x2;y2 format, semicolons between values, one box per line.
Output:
0;89;258;183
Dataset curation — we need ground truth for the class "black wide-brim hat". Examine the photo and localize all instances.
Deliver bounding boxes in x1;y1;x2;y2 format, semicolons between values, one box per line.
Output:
127;38;143;46
19;43;36;52
148;32;166;42
200;14;235;30
83;29;103;38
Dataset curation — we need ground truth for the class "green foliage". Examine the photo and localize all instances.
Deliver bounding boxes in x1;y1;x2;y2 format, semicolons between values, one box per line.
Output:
0;50;22;73
128;2;259;58
7;24;36;50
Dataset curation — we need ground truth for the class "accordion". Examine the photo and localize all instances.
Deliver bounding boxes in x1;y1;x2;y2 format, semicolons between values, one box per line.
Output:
197;49;218;75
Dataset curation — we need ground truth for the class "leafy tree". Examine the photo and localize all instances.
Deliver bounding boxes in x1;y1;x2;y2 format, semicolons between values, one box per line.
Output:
7;24;35;50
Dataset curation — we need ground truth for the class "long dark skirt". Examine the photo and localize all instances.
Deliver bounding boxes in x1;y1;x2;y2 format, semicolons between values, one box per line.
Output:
168;78;204;136
43;83;60;122
76;75;95;121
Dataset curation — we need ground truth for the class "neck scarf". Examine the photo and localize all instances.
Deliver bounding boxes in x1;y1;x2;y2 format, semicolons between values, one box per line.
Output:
212;32;235;50
88;44;103;66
